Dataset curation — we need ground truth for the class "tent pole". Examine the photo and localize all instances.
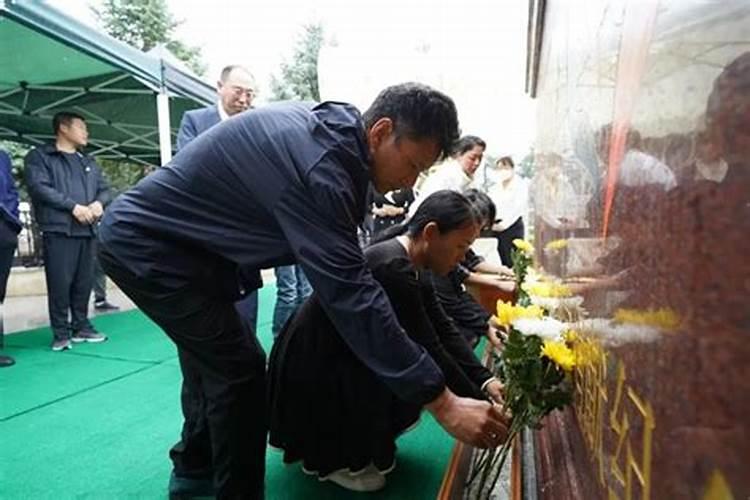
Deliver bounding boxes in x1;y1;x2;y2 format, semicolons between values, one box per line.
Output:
156;88;172;165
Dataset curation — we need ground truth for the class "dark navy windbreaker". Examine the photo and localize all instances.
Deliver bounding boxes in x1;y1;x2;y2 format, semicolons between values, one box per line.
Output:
99;101;445;405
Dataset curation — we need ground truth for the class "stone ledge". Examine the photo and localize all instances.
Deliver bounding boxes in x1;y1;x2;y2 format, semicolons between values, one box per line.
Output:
7;266;278;297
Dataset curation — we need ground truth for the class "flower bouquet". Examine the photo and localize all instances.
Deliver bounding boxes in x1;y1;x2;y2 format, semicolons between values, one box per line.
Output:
467;300;575;498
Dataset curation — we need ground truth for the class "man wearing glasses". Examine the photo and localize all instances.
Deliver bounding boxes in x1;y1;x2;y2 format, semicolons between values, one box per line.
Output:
176;65;256;150
172;64;258;497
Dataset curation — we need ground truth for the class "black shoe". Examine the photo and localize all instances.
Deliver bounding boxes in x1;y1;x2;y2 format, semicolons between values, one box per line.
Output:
51;338;73;351
94;300;120;312
0;355;15;367
168;471;216;499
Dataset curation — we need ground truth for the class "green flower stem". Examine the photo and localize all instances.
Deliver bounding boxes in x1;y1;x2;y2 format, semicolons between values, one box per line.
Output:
468;409;530;498
487;424;522;496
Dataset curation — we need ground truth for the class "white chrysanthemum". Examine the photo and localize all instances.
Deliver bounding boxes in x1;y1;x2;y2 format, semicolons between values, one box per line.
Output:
575;318;660;347
530;295;584;311
513;317;567;341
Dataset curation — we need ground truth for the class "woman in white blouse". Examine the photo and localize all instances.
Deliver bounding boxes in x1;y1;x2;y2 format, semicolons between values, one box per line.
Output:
488;156;529;266
409;135;486;216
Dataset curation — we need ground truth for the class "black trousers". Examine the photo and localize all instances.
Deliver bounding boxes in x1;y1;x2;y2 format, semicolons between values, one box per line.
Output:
495;217;525;267
170;288;260;484
0;219;18;345
92;250;107;302
42;233;96;341
99;246;266;500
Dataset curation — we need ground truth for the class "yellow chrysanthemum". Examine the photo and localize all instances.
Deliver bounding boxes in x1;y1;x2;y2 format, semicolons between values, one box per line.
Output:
495;300;517;328
512;239;534;254
545;239;568;251
562;329;579;345
541;340;576;371
494;300;544;328
518;304;545;320
613;307;680;331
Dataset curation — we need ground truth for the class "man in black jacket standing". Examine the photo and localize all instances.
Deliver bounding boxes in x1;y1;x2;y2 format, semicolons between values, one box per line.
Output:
25;112;111;351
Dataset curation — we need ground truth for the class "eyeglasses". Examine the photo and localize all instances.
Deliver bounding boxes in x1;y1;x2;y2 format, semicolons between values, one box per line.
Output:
230;85;255;99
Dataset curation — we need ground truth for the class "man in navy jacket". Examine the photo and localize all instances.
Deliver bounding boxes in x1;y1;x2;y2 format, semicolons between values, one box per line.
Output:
0;149;21;367
25;112;111;351
99;83;509;499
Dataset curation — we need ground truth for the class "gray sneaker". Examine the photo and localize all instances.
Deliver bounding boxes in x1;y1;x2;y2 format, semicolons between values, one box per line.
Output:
71;331;108;343
51;338;72;351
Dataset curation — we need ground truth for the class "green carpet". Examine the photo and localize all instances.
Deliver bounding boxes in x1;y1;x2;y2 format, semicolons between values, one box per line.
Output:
0;285;454;499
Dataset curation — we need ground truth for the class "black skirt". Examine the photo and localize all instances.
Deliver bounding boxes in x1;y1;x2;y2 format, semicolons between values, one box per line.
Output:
268;296;420;478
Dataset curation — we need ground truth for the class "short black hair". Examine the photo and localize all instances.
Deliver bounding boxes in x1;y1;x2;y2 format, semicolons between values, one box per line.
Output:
451;135;486;157
497;156;514;168
406;190;478;238
464;188;496;230
363;82;460;161
52;111;85;135
370;190;478;244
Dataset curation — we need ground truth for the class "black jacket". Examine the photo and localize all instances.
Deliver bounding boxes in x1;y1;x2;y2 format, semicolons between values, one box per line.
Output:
24;144;111;237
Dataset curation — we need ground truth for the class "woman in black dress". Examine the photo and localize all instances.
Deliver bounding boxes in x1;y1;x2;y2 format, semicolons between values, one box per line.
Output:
268;190;505;492
431;189;505;347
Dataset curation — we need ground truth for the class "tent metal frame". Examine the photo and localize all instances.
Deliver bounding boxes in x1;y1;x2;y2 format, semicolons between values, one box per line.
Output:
0;0;214;166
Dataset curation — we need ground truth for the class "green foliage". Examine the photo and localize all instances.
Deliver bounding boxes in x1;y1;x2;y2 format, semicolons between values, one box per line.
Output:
93;0;206;76
98;159;151;196
269;23;324;102
496;328;572;426
0;140;147;200
517;148;535;179
511;247;533;305
166;40;206;77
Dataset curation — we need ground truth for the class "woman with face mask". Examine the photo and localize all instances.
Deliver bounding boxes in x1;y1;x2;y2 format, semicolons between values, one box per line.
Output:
489;156;529;267
268;190;508;492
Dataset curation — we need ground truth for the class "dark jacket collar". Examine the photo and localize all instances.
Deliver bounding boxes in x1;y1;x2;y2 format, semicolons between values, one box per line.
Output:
40;143;88;158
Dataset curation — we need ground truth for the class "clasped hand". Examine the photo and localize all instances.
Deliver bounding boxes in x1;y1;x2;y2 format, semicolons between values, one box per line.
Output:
72;202;103;225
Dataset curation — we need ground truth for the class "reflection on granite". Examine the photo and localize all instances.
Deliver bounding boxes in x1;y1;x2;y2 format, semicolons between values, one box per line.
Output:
527;1;750;498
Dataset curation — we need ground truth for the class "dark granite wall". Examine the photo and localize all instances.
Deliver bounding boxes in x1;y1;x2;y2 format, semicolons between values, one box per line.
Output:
529;2;750;498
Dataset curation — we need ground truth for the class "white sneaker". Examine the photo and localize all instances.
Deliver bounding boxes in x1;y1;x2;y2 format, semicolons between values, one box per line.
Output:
324;466;386;492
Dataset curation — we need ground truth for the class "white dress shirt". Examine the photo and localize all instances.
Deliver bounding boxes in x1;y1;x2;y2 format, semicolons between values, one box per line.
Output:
489;174;529;231
217;101;230;122
410;160;472;216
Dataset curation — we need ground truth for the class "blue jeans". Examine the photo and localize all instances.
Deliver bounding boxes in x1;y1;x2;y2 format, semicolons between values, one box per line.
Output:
272;265;312;337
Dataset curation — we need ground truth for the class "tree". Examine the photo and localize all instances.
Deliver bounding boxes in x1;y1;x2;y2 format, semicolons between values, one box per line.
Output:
269;23;324;102
97;160;153;197
0;139;149;200
91;0;203;192
517;148;536;179
93;0;206;76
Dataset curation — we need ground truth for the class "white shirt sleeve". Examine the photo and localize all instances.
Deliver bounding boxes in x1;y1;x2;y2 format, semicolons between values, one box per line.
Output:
409;162;468;216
